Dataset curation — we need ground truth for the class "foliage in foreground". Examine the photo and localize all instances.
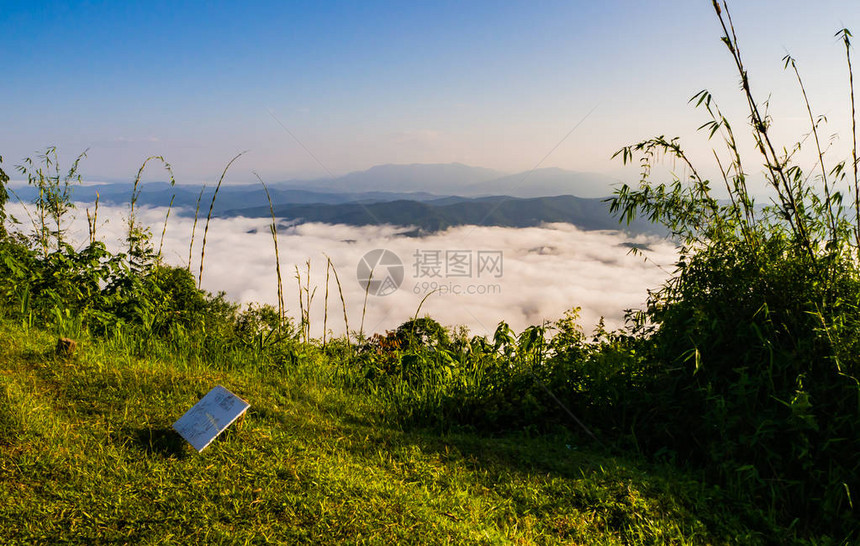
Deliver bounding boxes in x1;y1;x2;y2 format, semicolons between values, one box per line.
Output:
606;2;860;536
3;2;860;542
0;153;833;544
0;188;838;544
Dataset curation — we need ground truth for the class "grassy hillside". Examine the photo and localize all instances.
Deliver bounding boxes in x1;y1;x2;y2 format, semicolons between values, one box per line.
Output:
0;319;765;544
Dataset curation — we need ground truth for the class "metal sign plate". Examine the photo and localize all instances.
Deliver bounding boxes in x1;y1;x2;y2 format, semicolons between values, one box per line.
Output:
172;385;250;452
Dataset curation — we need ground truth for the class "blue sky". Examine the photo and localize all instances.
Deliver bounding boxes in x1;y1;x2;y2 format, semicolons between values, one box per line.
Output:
4;1;860;188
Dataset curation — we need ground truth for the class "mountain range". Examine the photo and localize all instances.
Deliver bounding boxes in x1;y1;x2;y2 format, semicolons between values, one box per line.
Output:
8;163;660;236
275;163;621;198
225;195;663;236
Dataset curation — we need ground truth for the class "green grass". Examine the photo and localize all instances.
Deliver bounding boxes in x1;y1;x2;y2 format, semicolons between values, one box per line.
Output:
0;319;786;544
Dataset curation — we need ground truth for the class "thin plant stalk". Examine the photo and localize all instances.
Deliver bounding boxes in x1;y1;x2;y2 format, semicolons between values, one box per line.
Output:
839;28;860;251
129;155;174;247
694;90;756;239
323;259;331;349
61;149;88;250
293;263;316;344
37;184;46;255
358;266;374;342
713;1;814;258
295;265;305;343
187;184;206;271
6;187;38;239
38;184;47;254
784;54;837;239
158;190;176;259
325;255;350;350
410;288;439;340
19;148;58;256
198;151;246;289
254;173;285;330
411;289;438;324
304;260;315;342
0;154;8;239
86;191;100;246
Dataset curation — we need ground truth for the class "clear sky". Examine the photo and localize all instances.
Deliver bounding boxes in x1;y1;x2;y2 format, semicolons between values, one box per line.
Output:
4;1;860;188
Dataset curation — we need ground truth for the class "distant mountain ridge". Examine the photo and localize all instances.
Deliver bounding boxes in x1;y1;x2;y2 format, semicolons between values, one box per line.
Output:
222;195;665;237
276;163;620;198
9;163;658;236
10;182;448;214
11;162;623;209
291;163;504;195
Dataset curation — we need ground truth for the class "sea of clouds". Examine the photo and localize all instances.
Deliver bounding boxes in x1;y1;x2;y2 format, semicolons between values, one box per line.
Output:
6;202;677;338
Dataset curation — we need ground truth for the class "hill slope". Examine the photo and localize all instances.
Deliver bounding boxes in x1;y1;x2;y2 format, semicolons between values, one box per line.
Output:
0;319;761;544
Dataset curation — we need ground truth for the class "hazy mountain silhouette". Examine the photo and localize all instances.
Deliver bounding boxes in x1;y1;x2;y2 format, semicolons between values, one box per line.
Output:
223;195;665;236
467;167;620;198
12;182;446;213
11;163;657;236
16;162;621;206
278;163;504;195
276;163;618;198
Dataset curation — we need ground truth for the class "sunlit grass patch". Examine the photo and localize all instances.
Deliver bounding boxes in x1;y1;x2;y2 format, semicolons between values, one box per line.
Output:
0;317;769;544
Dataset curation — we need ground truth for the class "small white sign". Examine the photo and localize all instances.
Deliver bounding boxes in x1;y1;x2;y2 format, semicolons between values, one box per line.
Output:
172;385;250;452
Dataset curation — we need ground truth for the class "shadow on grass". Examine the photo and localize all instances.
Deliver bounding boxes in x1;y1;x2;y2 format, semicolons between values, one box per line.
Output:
130;426;188;459
336;408;599;478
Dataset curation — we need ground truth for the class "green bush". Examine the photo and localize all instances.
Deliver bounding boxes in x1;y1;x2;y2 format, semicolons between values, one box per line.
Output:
606;3;860;535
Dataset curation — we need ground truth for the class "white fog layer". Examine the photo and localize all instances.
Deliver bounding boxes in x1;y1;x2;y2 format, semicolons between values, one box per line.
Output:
6;203;677;337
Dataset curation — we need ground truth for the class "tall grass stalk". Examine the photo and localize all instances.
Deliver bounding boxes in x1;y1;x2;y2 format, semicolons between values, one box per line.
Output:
295;265;303;341
410;289;438;338
325;255;351;350
5;187;38;241
157;188;177;259
86;192;99;246
254;173;285;330
358;266;374;342
783;53;837;240
187;184;206;271
129;156;174;242
0;155;7;238
293;260;316;344
713;0;814;257
838;28;860;251
198;151;245;289
304;260;315;342
36;185;46;255
323;259;331;348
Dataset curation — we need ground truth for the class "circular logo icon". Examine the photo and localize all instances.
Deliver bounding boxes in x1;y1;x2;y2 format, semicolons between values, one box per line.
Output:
356;249;404;296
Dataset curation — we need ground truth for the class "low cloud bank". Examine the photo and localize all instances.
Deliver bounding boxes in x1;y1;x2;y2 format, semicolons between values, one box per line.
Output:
6;202;676;337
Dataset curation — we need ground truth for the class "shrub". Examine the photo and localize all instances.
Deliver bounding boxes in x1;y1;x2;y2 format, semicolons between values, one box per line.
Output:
609;1;860;535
